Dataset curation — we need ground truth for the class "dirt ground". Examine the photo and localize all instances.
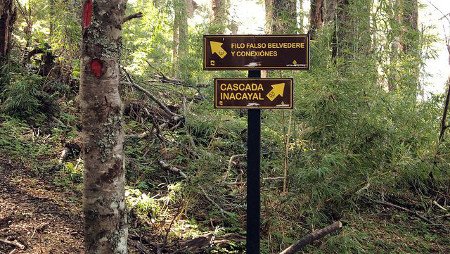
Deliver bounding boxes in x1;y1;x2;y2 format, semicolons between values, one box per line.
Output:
0;157;84;254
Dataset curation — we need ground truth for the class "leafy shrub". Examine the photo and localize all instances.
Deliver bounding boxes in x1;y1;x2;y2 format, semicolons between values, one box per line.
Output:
1;73;59;123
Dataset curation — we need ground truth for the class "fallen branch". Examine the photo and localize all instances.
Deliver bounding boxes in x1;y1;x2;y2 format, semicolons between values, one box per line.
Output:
369;198;435;224
223;154;246;181
199;186;227;218
158;160;187;178
123;12;143;23
279;221;342;254
0;238;25;250
120;66;183;121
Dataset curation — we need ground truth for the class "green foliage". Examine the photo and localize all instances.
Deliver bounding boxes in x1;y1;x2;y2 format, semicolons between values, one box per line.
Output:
1;73;61;123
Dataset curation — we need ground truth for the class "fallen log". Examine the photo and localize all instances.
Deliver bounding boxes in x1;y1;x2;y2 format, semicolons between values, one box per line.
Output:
279;221;342;254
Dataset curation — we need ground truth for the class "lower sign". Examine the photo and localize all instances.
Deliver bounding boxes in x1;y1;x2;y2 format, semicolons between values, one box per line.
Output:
214;78;293;109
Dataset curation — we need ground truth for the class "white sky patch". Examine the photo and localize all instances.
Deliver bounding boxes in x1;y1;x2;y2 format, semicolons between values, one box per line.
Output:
421;0;450;95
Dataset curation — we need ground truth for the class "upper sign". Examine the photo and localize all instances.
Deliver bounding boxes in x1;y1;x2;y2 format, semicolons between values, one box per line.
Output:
214;78;293;109
204;35;310;70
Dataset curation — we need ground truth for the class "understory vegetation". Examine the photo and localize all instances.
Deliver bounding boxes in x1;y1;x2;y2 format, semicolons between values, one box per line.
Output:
0;0;449;253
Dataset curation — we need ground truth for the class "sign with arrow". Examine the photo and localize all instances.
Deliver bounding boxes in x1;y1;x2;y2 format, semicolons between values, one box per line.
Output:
214;78;293;109
204;35;309;70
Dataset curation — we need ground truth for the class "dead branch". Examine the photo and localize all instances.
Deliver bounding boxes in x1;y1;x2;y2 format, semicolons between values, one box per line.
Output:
433;200;448;212
199;186;227;218
123;12;143;23
370;198;435;224
120;66;183;121
0;238;25;250
223;154;246;181
144;60;206;99
175;233;214;253
279;221;343;254
158;160;187;178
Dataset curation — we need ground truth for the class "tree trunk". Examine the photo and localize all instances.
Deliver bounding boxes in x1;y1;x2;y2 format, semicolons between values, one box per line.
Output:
332;0;372;60
309;0;324;38
211;0;229;33
0;0;16;63
172;0;188;78
265;0;273;33
80;0;128;253
272;0;297;34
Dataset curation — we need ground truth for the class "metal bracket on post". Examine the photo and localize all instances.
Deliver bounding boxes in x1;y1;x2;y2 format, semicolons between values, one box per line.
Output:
246;69;261;254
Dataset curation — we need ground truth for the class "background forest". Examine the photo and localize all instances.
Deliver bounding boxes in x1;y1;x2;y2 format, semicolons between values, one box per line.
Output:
0;0;449;253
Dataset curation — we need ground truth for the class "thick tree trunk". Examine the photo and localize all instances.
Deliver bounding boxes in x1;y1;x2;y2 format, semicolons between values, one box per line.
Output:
332;0;372;60
309;0;324;38
0;0;16;63
80;0;128;253
272;0;297;33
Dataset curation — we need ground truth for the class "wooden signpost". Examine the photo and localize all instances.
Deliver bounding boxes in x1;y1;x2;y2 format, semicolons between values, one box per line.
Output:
204;34;310;254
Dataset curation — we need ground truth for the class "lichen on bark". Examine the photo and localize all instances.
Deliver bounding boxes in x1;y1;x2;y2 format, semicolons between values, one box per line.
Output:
80;0;128;253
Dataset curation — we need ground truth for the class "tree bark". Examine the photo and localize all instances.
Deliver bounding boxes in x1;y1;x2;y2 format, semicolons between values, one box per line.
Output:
80;0;128;253
309;0;324;38
0;0;16;63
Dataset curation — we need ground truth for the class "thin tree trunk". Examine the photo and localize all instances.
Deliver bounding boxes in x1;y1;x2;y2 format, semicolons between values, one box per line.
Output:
0;0;16;63
172;0;188;78
265;0;273;33
80;0;128;253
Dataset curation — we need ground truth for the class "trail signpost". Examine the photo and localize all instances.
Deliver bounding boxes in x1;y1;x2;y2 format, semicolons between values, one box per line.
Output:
204;34;310;254
204;35;309;70
214;78;293;109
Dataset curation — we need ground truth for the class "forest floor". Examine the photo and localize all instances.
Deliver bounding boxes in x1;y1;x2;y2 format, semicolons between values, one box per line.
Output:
0;156;85;254
1;153;449;254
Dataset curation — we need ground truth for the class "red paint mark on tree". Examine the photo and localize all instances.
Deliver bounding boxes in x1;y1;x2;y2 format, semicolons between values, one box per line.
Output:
90;59;103;78
82;0;93;29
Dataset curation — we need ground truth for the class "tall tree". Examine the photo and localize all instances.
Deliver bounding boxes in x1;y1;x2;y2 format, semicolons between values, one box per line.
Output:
80;0;128;253
172;0;188;78
272;0;297;33
309;0;324;38
0;0;16;63
332;0;372;61
211;0;229;33
387;0;419;92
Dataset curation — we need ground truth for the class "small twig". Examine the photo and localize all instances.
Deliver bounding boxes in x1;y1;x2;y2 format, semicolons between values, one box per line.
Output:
0;239;25;250
433;201;448;212
163;205;184;248
262;177;285;181
123;12;143;23
224;154;246;181
158;160;187;178
199;186;227;218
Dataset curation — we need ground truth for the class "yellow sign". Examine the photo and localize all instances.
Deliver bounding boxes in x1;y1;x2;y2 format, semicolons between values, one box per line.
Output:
214;78;293;109
204;35;310;70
